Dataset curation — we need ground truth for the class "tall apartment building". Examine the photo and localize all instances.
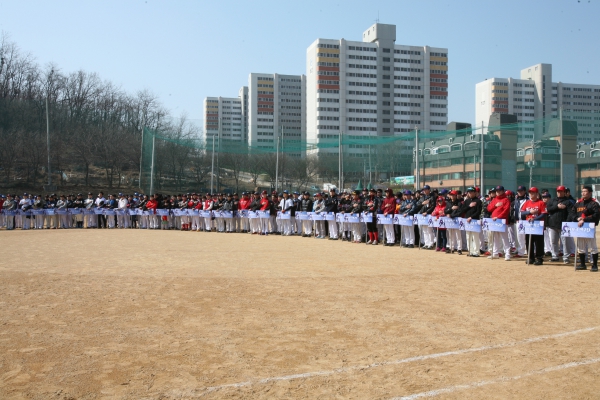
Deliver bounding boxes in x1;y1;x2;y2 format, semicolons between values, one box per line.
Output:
476;63;600;143
306;23;448;176
247;73;306;156
203;94;246;144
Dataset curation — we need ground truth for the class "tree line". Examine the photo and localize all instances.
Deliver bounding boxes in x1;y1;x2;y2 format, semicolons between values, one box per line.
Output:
0;34;411;194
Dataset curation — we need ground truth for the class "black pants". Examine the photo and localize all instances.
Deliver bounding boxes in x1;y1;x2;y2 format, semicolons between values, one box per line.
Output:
525;234;544;262
97;214;106;228
367;221;377;233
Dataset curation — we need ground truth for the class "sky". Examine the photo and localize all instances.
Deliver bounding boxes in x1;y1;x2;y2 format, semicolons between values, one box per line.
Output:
1;0;599;126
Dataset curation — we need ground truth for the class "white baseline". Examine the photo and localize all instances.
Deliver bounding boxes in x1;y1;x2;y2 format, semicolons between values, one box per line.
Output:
201;326;598;395
394;357;600;399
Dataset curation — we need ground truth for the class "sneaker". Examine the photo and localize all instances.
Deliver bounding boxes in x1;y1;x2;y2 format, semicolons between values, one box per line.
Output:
533;260;543;266
576;264;587;271
569;253;576;258
545;252;552;257
436;247;441;252
408;244;415;248
564;260;570;265
484;251;491;256
504;256;511;261
372;241;378;245
480;250;485;255
457;250;463;255
591;265;598;272
487;255;499;259
550;257;559;262
512;254;524;258
471;254;480;257
366;240;372;245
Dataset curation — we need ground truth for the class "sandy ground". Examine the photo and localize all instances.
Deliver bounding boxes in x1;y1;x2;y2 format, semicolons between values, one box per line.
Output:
1;229;600;399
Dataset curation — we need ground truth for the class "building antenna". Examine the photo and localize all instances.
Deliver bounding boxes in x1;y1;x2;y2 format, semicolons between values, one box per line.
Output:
376;11;379;23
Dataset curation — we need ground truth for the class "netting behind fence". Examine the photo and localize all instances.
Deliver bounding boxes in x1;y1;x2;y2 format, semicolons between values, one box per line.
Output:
139;111;598;194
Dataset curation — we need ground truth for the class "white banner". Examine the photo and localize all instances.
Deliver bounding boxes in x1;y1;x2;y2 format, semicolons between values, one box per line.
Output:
213;210;233;218
518;220;545;235
277;211;291;220
393;214;414;226
458;218;482;232
257;211;270;219
561;222;596;238
377;214;394;225
482;218;506;232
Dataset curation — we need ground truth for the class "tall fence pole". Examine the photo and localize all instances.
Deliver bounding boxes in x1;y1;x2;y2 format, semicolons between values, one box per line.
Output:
275;129;280;192
414;126;419;190
139;125;144;190
149;132;155;195
46;95;52;186
480;121;484;193
211;135;215;194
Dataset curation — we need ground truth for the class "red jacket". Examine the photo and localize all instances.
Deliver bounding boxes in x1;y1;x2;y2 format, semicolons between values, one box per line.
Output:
380;197;396;215
432;198;447;230
239;198;251;210
146;199;158;211
521;199;546;221
487;193;511;220
260;197;270;211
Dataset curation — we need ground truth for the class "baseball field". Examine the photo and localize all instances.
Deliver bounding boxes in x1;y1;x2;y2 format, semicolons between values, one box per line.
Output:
1;229;599;399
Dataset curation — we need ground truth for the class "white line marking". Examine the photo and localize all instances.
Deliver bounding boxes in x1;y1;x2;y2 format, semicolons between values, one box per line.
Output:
393;357;600;399
200;326;598;395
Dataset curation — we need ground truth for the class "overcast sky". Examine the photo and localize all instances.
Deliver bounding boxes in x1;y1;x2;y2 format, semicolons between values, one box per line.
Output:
1;0;598;127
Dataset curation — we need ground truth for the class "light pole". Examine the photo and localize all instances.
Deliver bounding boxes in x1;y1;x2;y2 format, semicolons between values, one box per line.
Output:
528;139;542;188
46;68;54;189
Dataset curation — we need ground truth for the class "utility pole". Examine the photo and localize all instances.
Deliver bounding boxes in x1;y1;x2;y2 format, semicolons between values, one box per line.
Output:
46;94;52;187
480;121;484;193
149;132;156;195
210;135;215;194
338;130;342;189
217;117;221;192
559;106;564;186
275;128;280;192
414;126;419;190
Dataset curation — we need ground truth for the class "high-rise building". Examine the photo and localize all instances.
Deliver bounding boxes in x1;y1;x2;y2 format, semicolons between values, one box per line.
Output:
247;73;306;157
475;63;600;143
203;93;246;144
306;23;448;176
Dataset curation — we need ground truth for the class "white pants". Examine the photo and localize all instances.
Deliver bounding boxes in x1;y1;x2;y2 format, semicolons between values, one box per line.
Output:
352;223;362;242
328;220;338;238
315;220;325;237
280;219;292;235
260;217;270;234
250;218;260;233
401;225;414;245
466;231;481;256
422;226;434;247
544;230;552;253
21;216;31;230
225;218;234;232
492;230;511;258
447;229;461;251
515;225;526;256
240;217;249;232
384;224;395;244
59;214;70;228
34;215;45;229
576;236;598;255
302;220;313;235
204;217;212;231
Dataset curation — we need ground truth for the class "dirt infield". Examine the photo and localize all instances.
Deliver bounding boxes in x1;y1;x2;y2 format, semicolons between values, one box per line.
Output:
1;230;599;399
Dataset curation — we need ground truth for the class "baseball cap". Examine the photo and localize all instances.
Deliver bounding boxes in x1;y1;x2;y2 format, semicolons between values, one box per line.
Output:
449;190;458;195
505;190;513;196
466;187;476;192
495;185;505;191
404;190;413;195
529;187;539;193
261;190;268;194
556;185;566;191
439;189;448;195
422;185;431;190
542;192;551;198
488;188;496;193
517;185;527;192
